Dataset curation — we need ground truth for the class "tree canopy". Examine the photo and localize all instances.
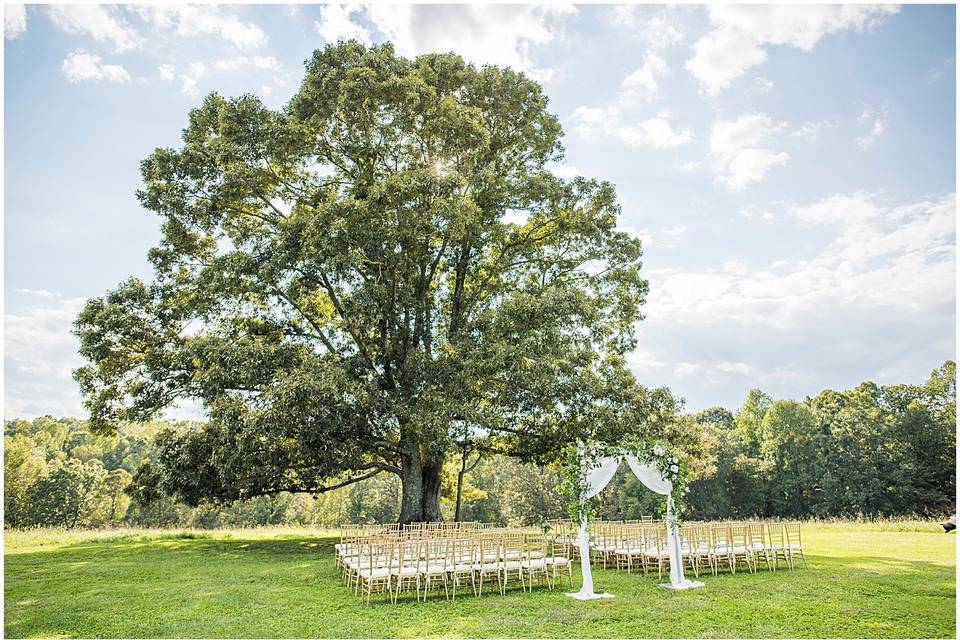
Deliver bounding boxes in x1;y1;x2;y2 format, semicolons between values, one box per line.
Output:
73;42;675;522
688;361;956;518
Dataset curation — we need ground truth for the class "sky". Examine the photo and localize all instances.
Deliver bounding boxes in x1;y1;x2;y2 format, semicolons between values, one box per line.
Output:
3;3;956;420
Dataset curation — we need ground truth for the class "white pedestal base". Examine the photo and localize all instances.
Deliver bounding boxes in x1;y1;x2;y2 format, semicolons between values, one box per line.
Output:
658;579;706;590
566;590;615;600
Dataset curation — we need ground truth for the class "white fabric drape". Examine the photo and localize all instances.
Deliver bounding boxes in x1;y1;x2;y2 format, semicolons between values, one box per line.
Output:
584;457;622;499
624;455;672;495
570;452;704;599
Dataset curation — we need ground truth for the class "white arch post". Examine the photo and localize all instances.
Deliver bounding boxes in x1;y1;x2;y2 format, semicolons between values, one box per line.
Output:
566;447;705;601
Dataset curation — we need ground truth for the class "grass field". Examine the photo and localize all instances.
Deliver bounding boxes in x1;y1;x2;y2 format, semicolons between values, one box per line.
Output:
5;521;956;638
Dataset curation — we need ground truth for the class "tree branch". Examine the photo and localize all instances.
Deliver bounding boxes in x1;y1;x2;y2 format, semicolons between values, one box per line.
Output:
311;468;383;494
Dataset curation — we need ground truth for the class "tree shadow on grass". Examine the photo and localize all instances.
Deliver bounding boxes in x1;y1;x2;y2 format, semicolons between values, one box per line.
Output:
17;533;338;559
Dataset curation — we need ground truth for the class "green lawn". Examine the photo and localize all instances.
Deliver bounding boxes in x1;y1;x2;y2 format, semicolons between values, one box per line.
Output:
4;521;955;638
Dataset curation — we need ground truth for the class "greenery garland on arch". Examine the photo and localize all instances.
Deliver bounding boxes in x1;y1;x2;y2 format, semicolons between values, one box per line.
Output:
559;437;690;526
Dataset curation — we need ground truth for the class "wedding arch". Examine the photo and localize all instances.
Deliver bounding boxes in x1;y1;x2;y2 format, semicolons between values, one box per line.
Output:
560;440;705;599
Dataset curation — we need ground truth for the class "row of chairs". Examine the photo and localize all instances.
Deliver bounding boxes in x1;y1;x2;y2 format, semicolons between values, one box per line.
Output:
337;528;574;604
336;519;806;602
340;521;494;538
588;520;806;579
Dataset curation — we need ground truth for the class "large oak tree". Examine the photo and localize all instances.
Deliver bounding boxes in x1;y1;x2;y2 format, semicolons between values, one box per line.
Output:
74;42;676;523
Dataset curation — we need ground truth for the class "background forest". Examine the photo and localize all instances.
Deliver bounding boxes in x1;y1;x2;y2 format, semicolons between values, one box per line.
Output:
6;362;954;529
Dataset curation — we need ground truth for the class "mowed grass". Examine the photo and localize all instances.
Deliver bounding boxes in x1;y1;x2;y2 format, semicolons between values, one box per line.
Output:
4;521;955;638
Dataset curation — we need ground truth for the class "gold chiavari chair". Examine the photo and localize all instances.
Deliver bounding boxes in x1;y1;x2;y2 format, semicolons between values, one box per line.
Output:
614;525;639;573
728;523;755;574
474;531;502;597
767;520;788;571
390;536;422;603
641;526;671;581
500;532;526;594
784;522;806;569
356;536;393;605
545;533;573;589
691;523;716;576
679;524;702;578
521;533;550;592
596;522;620;569
420;535;451;601
748;522;772;571
341;524;377;582
448;535;476;600
335;525;355;580
341;529;368;586
713;523;735;574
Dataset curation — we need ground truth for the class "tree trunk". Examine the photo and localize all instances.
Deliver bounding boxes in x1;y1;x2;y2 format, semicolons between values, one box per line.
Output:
398;449;424;524
398;452;444;523
396;418;444;524
454;455;467;522
421;458;443;522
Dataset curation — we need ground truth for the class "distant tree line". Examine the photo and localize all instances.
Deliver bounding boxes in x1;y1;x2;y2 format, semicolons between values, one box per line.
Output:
5;362;953;529
685;361;956;520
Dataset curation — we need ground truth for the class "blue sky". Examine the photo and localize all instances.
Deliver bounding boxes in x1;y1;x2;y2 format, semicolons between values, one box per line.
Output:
4;3;956;419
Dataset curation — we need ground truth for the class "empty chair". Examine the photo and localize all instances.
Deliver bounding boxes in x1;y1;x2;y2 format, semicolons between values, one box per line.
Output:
641;526;672;581
784;522;807;569
521;534;549;592
544;534;573;589
748;522;772;571
727;523;756;574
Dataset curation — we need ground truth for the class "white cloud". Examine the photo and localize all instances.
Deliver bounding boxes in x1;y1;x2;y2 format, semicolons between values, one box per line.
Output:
661;225;688;238
790;192;879;227
570;58;693;150
856;103;889;148
924;59;952;85
710;113;789;190
5;296;87;418
620;52;669;104
686;26;767;97
5;4;26;39
6;292;211;420
792;119;837;140
572;105;693;150
619;225;654;248
751;76;774;93
335;4;576;81
718;149;790;191
649;224;688;249
739;205;776;223
545;162;580;181
212;56;280;72
715;361;755;375
627;349;666;370
179;61;206;96
628;193;954;409
570;105;618;140
621;110;694;149
62;50;130;84
48;5;143;51
647;192;956;330
14;287;58;298
315;4;372;45
609;6;684;49
137;5;266;49
686;5;899;95
159;56;281;96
